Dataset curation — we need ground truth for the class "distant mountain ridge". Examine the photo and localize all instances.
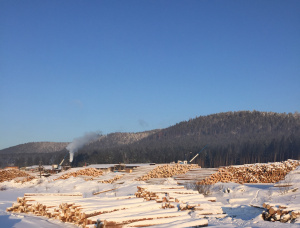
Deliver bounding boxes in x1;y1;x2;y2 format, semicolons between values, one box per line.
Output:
85;130;160;150
0;142;69;154
1;111;299;168
0;142;70;168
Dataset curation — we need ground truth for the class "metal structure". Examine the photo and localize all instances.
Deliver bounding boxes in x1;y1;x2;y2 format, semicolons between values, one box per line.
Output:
56;151;70;170
188;145;208;164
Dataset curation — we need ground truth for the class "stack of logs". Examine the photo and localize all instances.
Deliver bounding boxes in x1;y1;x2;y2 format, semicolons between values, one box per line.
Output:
135;186;160;201
136;164;199;181
134;185;223;213
198;160;300;185
6;193;98;226
53;168;103;181
8;194;137;227
262;203;300;223
134;186;185;209
7;185;224;228
0;169;35;183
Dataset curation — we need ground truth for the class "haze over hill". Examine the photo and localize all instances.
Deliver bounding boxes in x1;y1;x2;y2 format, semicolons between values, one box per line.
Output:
0;111;299;168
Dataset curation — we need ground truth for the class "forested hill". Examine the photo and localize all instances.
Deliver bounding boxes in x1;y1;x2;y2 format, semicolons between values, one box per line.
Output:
0;131;159;168
73;111;300;167
1;111;300;168
0;142;69;154
0;142;69;168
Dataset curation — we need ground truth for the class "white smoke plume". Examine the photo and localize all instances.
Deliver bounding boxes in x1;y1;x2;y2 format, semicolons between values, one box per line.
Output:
67;132;101;162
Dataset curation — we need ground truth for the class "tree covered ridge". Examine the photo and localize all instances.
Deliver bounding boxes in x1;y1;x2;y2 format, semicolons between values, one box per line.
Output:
1;111;299;168
73;111;300;167
0;142;69;154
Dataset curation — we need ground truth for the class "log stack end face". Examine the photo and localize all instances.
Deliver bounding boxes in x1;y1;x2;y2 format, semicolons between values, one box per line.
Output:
53;168;104;181
135;164;199;181
0;169;35;183
197;160;300;186
262;204;300;223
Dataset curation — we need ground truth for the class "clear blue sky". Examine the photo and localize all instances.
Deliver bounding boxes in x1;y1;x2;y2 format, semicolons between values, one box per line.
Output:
1;0;299;149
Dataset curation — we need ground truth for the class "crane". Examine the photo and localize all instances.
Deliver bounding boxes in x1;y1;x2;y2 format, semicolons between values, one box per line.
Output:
188;145;208;164
53;151;70;171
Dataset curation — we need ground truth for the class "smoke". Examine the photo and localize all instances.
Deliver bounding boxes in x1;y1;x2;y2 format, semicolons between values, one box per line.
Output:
67;132;101;162
138;119;149;128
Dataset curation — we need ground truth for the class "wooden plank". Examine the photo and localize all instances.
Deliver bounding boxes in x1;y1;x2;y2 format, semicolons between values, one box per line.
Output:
92;188;117;195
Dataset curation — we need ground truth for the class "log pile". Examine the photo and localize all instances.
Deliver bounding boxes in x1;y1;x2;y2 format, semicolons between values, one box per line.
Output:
135;185;199;201
135;186;159;201
94;185;222;227
198;160;300;185
7;185;224;227
6;192;108;226
6;193;95;226
135;164;199;181
6;193;81;214
53;168;104;181
0;169;35;183
262;203;300;223
134;185;222;213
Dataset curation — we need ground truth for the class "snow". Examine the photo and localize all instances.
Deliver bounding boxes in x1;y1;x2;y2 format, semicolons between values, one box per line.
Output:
1;162;300;227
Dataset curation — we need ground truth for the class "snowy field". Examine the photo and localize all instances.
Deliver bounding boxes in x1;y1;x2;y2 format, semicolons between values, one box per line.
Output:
1;163;300;227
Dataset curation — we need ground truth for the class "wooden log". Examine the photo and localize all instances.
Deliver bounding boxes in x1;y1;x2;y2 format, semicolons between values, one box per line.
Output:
291;211;300;219
24;193;83;197
269;207;278;215
263;211;271;220
280;213;291;223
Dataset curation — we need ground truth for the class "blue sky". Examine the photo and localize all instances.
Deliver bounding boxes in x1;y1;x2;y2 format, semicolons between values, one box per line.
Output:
1;0;299;149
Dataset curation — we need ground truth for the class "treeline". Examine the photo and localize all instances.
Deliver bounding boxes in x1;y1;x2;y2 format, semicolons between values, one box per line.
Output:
73;111;300;167
0;142;69;154
1;111;300;168
0;142;69;168
0;149;68;168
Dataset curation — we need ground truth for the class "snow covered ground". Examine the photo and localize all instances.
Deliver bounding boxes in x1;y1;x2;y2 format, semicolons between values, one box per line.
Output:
1;163;300;227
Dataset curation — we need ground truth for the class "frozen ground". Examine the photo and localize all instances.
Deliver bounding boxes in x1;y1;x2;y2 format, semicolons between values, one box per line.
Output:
1;164;300;227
